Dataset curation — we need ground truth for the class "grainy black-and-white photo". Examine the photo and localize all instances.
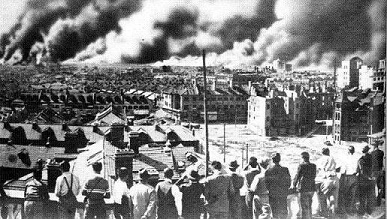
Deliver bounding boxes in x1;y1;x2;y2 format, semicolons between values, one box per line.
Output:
0;0;385;218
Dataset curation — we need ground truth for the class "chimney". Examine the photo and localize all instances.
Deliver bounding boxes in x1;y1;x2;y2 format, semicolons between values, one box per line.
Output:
115;149;135;188
109;123;125;148
32;122;41;132
3;122;12;131
128;131;140;154
62;123;70;132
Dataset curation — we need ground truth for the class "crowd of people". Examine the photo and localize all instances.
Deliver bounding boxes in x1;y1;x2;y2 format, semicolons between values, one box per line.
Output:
19;140;385;219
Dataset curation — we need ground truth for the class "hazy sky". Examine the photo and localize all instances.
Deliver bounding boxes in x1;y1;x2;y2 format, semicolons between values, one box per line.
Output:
0;0;26;35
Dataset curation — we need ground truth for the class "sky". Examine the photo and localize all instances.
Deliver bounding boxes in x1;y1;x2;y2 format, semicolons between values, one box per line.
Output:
0;0;385;70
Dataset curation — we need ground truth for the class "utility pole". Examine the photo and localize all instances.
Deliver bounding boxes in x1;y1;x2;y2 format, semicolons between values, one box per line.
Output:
246;143;249;162
203;50;209;177
223;123;226;163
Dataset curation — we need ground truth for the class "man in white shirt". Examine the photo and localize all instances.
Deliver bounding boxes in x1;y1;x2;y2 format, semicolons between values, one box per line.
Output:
338;146;359;214
316;148;339;217
129;169;156;219
113;167;131;219
155;168;183;219
55;161;81;219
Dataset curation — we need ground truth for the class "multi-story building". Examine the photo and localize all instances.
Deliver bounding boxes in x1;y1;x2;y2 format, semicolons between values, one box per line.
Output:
248;88;314;136
337;57;363;89
161;83;249;123
359;65;376;90
372;59;386;91
332;88;385;143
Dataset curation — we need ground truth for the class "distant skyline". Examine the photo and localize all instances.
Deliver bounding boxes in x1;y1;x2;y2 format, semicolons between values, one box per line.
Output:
0;0;385;70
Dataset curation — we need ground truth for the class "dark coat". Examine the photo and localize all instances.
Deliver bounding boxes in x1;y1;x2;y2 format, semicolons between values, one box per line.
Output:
265;164;291;197
371;149;384;172
293;161;316;192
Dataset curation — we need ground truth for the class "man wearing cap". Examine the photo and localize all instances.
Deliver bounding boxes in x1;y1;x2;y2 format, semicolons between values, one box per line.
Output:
244;157;261;219
356;145;373;217
129;169;156;219
338;145;358;213
180;170;204;219
370;140;384;206
113;167;130;219
228;160;244;219
155;168;183;219
265;153;291;219
204;161;235;219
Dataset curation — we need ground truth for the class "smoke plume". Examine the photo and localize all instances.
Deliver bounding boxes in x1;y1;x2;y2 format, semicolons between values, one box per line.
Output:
1;0;385;70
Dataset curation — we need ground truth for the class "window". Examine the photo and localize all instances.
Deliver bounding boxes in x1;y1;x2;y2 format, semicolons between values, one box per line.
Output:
184;105;189;110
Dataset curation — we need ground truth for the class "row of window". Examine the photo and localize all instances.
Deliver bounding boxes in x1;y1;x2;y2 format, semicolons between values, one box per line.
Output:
183;104;246;110
183;96;245;101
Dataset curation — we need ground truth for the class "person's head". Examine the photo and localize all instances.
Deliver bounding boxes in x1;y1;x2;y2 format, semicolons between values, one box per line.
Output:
211;161;222;171
118;167;128;180
348;146;355;154
271;153;281;164
139;168;150;182
249;157;258;168
164;168;174;179
33;168;42;181
92;162;103;174
188;170;200;182
228;160;240;172
301;152;310;162
60;161;70;173
362;145;370;154
259;158;270;170
322;147;330;156
372;140;383;149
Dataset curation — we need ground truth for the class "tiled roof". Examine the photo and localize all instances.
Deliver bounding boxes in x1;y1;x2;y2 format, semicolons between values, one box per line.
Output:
0;144;64;169
133;145;174;173
172;144;195;165
0;123;108;143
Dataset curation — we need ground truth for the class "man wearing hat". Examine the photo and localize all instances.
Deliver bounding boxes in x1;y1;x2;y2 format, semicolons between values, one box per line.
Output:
228;160;244;219
356;145;373;217
370;140;385;206
129;169;156;219
250;158;270;219
180;170;204;219
265;153;291;219
292;152;316;219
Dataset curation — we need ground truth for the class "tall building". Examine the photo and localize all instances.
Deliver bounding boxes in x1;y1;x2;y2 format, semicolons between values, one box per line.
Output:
332;88;385;143
359;65;375;90
337;57;363;89
373;59;386;91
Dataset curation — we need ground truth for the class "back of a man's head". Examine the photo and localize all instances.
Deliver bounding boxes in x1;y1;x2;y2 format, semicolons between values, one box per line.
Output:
249;157;258;168
33;169;42;181
164;168;174;179
211;161;222;171
118;167;128;179
92;162;103;173
259;158;270;169
61;161;71;172
322;147;330;156
271;153;281;164
301;152;310;161
348;146;355;154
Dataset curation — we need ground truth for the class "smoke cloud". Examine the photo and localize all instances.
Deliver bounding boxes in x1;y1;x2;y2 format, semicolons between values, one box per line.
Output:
1;0;385;70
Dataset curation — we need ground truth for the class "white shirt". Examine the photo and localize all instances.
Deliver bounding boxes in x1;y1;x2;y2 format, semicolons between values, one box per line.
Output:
55;172;81;197
342;153;359;175
317;155;337;178
113;178;130;204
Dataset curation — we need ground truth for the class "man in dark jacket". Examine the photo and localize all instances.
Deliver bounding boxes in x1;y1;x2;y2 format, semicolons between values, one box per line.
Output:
180;170;204;219
155;168;183;219
293;152;316;219
357;145;373;216
228;160;244;219
244;157;261;219
370;140;384;206
265;153;291;219
204;161;235;219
